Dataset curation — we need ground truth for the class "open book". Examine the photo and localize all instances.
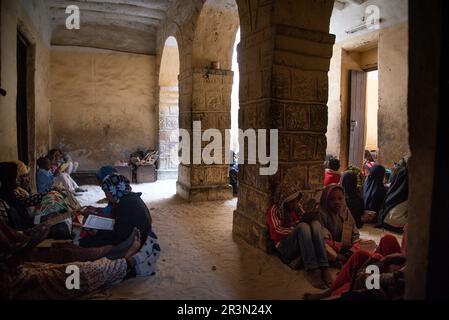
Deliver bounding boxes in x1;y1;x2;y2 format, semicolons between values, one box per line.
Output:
83;215;115;231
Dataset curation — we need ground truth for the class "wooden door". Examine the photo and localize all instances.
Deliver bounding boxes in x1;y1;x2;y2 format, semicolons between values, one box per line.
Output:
348;70;367;168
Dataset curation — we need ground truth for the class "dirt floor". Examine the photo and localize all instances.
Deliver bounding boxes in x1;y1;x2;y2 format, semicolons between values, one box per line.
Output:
76;180;401;300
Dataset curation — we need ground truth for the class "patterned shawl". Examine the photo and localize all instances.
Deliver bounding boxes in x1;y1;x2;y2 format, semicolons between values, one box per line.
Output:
101;174;132;203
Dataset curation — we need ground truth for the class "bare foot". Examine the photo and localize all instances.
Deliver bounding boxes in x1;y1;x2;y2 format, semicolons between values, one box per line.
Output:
107;228;139;260
321;267;334;288
124;228;141;266
306;269;327;290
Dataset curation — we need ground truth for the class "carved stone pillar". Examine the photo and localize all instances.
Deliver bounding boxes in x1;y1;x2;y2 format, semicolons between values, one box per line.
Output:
177;68;234;201
233;0;335;249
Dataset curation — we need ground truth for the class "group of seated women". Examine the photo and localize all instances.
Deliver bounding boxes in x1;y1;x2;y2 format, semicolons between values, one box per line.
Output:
324;152;409;232
0;159;160;300
267;154;409;298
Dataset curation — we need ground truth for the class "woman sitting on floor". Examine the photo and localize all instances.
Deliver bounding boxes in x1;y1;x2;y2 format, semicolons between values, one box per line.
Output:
47;148;79;176
376;166;408;233
79;173;160;278
83;166;119;218
47;149;86;194
267;182;332;289
79;174;151;247
362;165;387;223
319;184;360;264
74;166;119;240
340;171;364;229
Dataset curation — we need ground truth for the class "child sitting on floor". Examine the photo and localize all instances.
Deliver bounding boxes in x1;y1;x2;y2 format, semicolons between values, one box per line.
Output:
324;157;341;187
36;157;55;194
319;184;360;264
267;182;333;289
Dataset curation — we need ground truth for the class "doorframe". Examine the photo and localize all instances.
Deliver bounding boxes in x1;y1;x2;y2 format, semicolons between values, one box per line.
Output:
16;31;30;164
0;0;5;97
339;45;379;170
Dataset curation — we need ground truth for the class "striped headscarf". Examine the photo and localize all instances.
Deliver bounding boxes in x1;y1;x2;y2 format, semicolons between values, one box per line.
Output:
277;183;302;209
274;181;303;227
101;174;132;203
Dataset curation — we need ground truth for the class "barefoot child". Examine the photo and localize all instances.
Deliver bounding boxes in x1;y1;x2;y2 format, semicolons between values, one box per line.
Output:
319;184;360;264
267;183;333;289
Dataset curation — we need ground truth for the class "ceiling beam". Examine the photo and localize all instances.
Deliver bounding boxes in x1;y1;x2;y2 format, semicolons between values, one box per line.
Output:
46;0;173;11
51;23;157;55
51;20;156;34
47;0;167;20
49;8;161;29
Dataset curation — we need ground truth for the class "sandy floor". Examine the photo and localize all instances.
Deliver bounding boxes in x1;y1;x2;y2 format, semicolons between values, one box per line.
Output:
75;180;401;300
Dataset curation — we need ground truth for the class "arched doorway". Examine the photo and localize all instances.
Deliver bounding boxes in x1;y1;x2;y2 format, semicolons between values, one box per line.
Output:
176;0;240;201
230;28;241;156
158;37;180;180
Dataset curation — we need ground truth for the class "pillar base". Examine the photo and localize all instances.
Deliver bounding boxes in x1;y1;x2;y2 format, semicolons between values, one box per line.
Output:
232;210;268;252
176;181;233;202
157;169;178;180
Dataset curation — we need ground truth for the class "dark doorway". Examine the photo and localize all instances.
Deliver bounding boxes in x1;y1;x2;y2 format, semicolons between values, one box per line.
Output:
16;31;29;164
